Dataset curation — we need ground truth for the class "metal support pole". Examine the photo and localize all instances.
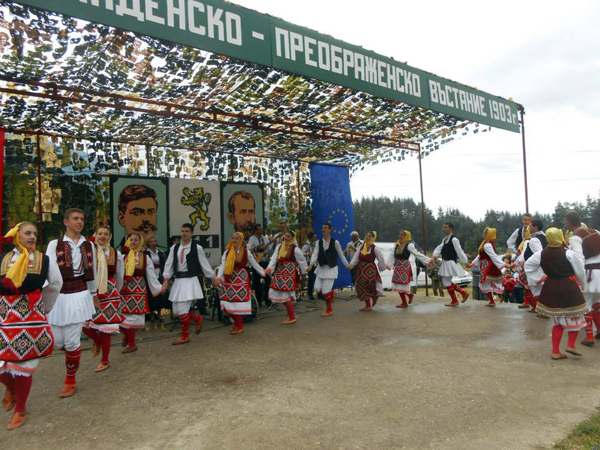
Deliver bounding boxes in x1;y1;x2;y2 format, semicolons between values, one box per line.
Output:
36;132;44;248
296;160;303;244
229;153;235;182
418;148;429;297
519;106;530;213
145;144;151;176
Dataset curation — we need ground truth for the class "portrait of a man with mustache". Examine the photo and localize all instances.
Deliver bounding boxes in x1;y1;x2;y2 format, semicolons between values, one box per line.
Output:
118;184;159;245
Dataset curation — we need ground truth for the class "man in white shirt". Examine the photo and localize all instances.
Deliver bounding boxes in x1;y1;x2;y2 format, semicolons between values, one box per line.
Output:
248;223;272;305
344;231;362;287
308;222;349;317
161;224;217;345
428;222;469;307
46;208;98;398
507;213;533;254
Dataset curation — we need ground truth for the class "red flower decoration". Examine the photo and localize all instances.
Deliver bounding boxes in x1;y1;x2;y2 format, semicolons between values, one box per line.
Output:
0;236;14;245
89;235;96;243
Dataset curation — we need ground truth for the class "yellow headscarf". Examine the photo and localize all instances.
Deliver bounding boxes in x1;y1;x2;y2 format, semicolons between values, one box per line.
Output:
4;222;29;289
361;231;378;255
478;227;497;254
395;230;412;254
94;232;110;295
124;235;144;277
224;232;245;276
278;232;297;259
546;227;566;248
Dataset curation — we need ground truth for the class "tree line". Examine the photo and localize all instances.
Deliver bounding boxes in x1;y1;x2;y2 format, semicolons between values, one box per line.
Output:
353;192;600;257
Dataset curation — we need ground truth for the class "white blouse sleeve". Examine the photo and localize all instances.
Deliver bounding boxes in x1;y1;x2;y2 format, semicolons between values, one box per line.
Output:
145;255;163;296
453;238;469;264
407;243;430;266
268;245;280;272
86;242;98;296
524;250;544;287
432;240;444;258
374;246;387;271
349;247;361;266
294;247;308;273
335;240;349;267
568;236;584;260
115;251;125;291
484;243;506;270
162;245;175;280
196;244;215;279
247;251;265;275
216;251;227;279
42;256;63;314
566;249;587;288
310;241;320;265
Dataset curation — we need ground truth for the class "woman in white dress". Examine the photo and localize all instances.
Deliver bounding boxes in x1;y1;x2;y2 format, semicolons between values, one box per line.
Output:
265;231;308;324
217;232;265;334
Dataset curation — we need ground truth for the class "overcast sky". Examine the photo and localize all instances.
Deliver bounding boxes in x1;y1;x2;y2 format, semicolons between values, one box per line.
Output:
232;0;600;219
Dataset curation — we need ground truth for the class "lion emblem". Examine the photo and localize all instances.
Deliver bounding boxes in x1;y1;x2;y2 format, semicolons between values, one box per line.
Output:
181;187;212;231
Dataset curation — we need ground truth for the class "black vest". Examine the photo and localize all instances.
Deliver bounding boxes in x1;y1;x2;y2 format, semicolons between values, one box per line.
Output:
173;242;201;278
0;251;49;295
524;234;548;261
515;227;524;249
441;236;458;262
317;238;338;268
395;243;411;260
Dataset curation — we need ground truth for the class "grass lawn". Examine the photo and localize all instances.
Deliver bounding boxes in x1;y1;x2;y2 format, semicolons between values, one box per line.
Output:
553;410;600;449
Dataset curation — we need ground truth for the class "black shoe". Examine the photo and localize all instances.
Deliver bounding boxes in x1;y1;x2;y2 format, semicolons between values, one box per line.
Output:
265;299;272;306
308;296;315;301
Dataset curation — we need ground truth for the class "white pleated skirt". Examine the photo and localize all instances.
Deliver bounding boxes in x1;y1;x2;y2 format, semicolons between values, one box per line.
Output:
47;291;96;327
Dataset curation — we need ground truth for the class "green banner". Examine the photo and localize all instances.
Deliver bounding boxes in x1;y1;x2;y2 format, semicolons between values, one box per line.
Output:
11;0;520;132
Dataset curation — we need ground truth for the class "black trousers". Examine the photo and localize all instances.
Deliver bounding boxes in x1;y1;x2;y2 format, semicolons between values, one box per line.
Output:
253;260;271;302
307;267;316;298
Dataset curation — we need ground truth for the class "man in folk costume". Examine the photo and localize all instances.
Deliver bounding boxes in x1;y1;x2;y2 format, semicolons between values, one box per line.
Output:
120;233;162;353
161;224;217;345
45;208;97;398
565;211;600;347
347;231;389;311
507;213;533;254
521;219;548;313
0;222;62;429
82;225;124;373
308;222;350;317
265;230;308;324
217;232;265;334
390;231;429;308
469;228;509;307
428;222;470;307
248;223;272;306
515;227;535;309
525;228;588;360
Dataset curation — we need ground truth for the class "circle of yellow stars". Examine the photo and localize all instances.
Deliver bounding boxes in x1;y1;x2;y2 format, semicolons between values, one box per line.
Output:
328;209;349;236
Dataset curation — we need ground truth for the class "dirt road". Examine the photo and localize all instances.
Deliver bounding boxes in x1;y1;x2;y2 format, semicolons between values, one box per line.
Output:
2;293;599;449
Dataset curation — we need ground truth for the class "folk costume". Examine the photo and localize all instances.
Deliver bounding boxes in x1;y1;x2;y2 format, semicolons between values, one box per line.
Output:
248;233;272;305
568;226;600;346
267;237;309;323
145;247;170;319
471;228;508;307
515;228;536;310
309;236;349;317
217;233;265;333
522;230;548;313
82;240;124;372
390;231;429;307
163;240;215;345
431;234;469;306
45;234;97;398
525;228;588;359
0;225;62;429
120;239;162;352
349;233;387;311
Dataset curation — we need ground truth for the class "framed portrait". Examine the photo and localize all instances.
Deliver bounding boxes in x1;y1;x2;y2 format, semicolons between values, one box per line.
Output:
220;182;265;249
168;179;222;266
109;176;170;251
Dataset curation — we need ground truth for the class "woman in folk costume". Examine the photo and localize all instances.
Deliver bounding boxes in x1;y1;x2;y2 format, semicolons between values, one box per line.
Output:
516;228;538;312
119;233;162;353
390;231;429;308
265;230;308;324
525;228;588;360
217;232;265;334
0;222;62;430
347;231;390;312
469;228;509;307
82;226;124;372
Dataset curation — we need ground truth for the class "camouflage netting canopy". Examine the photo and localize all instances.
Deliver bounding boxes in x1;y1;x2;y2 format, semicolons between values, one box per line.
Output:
0;1;492;243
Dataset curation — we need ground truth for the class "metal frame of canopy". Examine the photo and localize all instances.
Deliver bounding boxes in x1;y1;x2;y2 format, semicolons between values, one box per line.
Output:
0;0;531;297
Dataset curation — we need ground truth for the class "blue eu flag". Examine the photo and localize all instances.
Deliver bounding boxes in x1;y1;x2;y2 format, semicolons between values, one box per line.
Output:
309;163;354;289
